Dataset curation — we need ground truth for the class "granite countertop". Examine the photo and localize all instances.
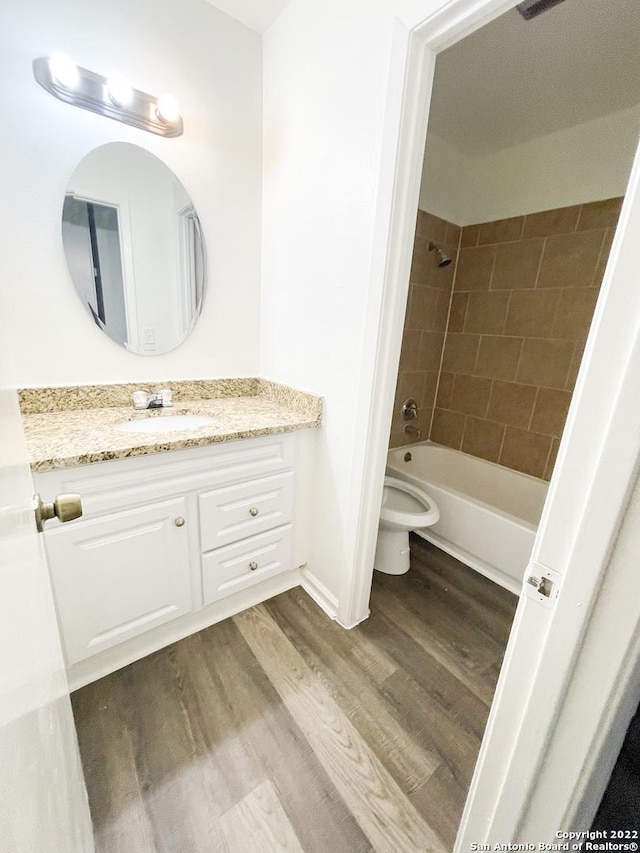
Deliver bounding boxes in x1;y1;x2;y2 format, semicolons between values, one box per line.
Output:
21;379;322;472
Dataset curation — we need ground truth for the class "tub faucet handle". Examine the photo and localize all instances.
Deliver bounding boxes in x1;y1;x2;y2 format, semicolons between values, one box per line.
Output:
401;399;419;421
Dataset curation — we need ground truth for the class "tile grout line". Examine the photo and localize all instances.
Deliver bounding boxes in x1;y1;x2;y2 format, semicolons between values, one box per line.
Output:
527;386;541;433
458;413;468;451
541;436;555;482
547;285;563;339
513;336;526;386
591;228;610;287
565;340;579;392
533;235;547;289
496;418;508;467
487;243;498;291
501;289;513;338
427;221;463;442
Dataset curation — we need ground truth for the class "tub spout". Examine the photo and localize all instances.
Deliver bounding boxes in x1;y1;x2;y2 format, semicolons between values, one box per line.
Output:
404;424;422;438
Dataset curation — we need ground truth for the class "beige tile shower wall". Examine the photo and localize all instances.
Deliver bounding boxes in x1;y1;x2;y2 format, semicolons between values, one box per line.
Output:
431;197;622;480
389;211;461;448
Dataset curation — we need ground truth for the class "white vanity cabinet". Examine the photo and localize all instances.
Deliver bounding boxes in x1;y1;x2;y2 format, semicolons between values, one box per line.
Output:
33;433;300;687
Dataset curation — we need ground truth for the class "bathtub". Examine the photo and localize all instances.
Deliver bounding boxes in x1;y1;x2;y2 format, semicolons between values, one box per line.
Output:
386;442;549;594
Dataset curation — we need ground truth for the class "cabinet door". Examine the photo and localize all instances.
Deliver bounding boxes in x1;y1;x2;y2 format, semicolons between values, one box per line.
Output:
45;497;191;664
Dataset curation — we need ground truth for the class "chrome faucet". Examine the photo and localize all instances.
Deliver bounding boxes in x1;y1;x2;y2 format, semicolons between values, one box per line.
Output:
401;398;421;437
132;389;173;410
401;399;419;421
146;393;164;409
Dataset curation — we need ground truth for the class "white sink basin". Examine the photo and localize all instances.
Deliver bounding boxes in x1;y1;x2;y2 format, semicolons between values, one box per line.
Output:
114;415;218;434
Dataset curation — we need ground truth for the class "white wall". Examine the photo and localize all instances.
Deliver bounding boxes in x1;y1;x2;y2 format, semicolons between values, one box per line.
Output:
0;0;262;386
419;132;473;224
261;0;455;603
420;103;640;225
261;0;397;600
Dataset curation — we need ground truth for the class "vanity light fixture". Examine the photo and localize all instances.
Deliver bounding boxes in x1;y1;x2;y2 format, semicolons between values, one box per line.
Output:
33;55;183;137
156;93;180;123
106;74;133;108
49;52;80;89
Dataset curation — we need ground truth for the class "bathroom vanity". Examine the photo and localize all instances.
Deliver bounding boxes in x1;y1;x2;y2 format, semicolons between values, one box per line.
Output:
23;379;322;689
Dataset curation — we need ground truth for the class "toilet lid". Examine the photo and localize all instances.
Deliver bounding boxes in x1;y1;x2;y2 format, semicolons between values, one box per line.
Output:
381;476;440;528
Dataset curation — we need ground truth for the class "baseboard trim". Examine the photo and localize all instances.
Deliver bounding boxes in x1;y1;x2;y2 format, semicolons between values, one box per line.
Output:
336;609;371;630
300;567;339;620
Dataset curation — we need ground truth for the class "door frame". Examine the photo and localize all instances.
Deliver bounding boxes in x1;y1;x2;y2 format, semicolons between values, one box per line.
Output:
345;0;640;843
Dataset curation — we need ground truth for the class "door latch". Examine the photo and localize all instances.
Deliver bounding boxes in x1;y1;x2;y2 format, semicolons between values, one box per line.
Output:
525;565;561;608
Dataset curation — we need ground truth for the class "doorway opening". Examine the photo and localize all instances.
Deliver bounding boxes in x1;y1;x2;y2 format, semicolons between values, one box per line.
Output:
362;0;640;843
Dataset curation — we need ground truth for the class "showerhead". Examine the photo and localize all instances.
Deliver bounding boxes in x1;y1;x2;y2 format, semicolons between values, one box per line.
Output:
428;241;452;268
516;0;567;20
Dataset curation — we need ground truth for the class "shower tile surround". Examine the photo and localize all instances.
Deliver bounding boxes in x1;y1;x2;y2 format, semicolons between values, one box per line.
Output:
390;211;460;448
391;198;622;480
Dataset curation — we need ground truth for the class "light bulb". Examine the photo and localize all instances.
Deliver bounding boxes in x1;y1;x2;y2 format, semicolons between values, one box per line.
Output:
156;93;180;123
49;53;79;89
107;74;133;107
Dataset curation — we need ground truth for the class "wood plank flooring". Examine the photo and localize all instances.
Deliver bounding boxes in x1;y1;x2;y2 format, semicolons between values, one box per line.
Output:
72;536;518;853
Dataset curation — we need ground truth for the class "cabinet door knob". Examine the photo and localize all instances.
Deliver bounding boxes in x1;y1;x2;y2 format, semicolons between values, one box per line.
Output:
249;507;259;517
249;561;258;571
174;517;186;527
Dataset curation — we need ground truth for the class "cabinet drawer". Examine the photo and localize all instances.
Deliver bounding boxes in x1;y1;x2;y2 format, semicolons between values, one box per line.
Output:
33;435;294;520
199;471;293;552
202;525;293;605
45;497;192;664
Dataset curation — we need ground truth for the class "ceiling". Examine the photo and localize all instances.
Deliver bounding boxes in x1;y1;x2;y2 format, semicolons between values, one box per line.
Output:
428;0;640;156
204;0;291;33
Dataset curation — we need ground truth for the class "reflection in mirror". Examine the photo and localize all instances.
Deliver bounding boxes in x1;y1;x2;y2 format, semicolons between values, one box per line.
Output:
61;143;206;355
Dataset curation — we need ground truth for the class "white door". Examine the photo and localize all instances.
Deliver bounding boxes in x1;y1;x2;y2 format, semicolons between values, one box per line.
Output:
0;385;93;853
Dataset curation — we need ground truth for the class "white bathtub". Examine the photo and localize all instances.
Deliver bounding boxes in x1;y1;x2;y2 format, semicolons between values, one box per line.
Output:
386;442;549;594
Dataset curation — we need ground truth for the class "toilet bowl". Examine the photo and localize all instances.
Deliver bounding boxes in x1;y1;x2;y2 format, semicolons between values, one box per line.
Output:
374;475;440;575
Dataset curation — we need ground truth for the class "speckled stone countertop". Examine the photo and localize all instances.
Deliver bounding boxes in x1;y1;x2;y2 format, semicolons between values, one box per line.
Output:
20;379;322;472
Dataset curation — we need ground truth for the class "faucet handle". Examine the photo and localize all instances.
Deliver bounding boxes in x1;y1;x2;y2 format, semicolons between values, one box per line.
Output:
132;390;148;410
401;399;419;421
159;388;173;407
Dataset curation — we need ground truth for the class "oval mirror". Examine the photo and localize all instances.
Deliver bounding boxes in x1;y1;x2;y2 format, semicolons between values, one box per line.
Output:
62;142;206;355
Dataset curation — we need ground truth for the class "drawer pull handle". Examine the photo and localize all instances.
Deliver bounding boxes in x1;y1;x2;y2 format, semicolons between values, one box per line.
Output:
249;507;259;517
249;561;258;571
174;517;186;527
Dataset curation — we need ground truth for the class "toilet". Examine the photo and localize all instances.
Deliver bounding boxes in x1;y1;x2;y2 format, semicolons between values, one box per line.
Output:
374;476;440;575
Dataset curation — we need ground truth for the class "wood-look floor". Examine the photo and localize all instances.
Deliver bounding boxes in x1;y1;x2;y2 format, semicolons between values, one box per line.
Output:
72;537;518;853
